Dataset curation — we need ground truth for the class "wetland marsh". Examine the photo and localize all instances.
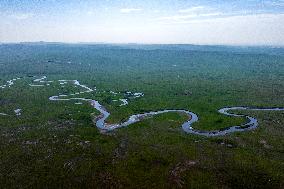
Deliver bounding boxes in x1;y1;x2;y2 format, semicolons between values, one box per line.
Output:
0;43;283;188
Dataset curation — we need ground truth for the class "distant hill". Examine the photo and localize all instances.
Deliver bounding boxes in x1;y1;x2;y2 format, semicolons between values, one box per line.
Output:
114;44;284;56
1;42;284;56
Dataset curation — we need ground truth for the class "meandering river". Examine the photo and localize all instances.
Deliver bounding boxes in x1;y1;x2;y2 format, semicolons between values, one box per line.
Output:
1;76;283;136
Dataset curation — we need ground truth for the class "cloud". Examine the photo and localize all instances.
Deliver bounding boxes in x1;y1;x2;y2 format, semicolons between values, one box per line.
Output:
157;6;222;23
157;14;197;21
87;11;95;15
156;12;223;22
265;0;284;7
12;13;34;20
178;6;205;13
120;8;142;13
176;13;284;45
156;3;283;25
164;13;284;26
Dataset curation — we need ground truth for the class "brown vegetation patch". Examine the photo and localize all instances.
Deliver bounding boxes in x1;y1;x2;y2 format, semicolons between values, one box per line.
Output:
168;160;197;188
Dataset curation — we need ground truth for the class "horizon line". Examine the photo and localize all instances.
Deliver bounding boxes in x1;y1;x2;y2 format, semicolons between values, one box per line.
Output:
1;41;284;48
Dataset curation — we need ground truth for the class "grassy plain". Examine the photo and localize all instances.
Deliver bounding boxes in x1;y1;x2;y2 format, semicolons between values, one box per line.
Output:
0;44;283;188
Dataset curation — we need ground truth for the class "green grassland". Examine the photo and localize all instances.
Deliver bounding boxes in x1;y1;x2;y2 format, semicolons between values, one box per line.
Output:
0;44;283;188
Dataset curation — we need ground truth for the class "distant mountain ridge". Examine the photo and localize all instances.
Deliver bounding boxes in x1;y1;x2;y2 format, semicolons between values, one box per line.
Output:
1;42;284;56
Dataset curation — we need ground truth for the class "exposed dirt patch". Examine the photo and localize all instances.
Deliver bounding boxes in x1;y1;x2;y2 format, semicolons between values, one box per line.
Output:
47;119;75;130
168;160;197;188
96;171;124;189
259;140;273;149
112;138;128;164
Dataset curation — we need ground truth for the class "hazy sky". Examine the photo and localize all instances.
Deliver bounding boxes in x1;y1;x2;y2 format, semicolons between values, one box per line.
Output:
0;0;284;45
